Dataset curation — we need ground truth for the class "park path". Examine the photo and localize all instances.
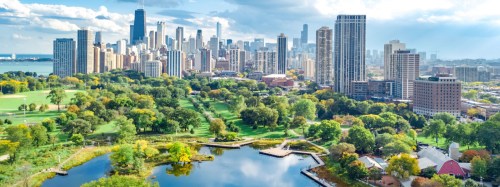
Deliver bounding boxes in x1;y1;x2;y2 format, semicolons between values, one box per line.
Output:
11;147;87;187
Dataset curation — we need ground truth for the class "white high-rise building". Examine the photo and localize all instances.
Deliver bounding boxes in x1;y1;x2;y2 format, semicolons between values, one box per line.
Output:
53;38;76;78
200;48;212;72
156;22;166;49
117;39;126;55
384;40;406;80
393;50;420;99
229;47;240;72
144;60;163;78
315;26;333;85
209;36;219;58
216;22;222;39
188;36;196;54
77;28;94;74
176;27;184;51
166;50;183;78
149;31;156;50
334;15;366;94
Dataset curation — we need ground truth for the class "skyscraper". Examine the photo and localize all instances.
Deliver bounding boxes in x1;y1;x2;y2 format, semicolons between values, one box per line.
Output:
149;31;156;49
77;28;94;74
156;22;166;49
393;50;419;99
196;29;203;50
216;22;222;39
129;25;134;44
200;48;212;72
176;27;184;51
209;36;219;58
384;40;406;80
315;27;333;85
94;31;102;45
53;38;76;78
132;9;146;44
301;24;308;45
239;50;246;73
144;61;163;78
188;36;196;54
229;47;240;72
334;15;366;94
277;33;288;74
166;50;182;78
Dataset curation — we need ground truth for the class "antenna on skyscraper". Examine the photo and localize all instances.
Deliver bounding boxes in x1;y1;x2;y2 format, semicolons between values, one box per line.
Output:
142;0;145;9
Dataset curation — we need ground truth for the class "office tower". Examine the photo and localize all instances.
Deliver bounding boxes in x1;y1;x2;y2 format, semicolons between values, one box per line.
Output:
292;38;300;49
315;26;333;85
144;61;163;78
156;22;166;49
239;50;246;73
77;28;94;74
132;9;146;44
255;49;267;72
255;48;277;74
53;38;76;78
129;25;134;44
149;31;156;49
216;22;222;39
393;50;419;99
93;46;100;73
117;40;126;55
200;48;212;72
209;36;219;58
166;50;182;78
196;29;203;50
252;38;264;51
188;37;196;54
413;75;461;117
244;41;250;51
176;27;184;51
301;24;308;45
277;33;288;74
384;40;406;80
303;58;315;80
334;15;366;94
95;31;102;44
227;39;233;46
454;66;478;82
229;47;240;72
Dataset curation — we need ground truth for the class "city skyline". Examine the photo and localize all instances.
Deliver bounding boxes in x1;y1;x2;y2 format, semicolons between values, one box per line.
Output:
2;0;500;59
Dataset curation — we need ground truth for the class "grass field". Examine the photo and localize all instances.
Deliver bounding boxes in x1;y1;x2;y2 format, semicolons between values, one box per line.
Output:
177;99;212;137
0;90;81;125
416;134;485;152
204;99;295;139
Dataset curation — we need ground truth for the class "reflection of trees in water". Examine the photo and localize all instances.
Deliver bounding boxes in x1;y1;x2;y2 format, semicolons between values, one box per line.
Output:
210;147;225;156
166;163;193;177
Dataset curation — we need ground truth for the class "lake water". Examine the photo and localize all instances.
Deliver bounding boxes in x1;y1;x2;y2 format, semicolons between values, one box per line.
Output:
42;146;320;187
0;61;53;76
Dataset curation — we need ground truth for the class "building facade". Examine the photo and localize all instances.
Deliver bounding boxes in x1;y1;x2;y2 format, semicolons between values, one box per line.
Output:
393;50;419;100
144;60;163;78
132;9;146;44
156;22;166;49
315;26;333;85
77;29;94;74
229;47;240;72
175;27;184;51
334;15;366;94
384;40;406;80
454;66;478;82
166;50;183;78
413;75;461;117
53;38;76;78
277;33;288;74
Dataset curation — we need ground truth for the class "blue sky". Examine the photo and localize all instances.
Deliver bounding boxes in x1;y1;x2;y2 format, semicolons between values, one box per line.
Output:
1;0;500;59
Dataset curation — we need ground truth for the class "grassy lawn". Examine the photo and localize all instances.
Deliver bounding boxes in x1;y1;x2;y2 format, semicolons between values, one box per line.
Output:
0;90;81;125
416;134;485;152
204;99;295;139
176;99;211;138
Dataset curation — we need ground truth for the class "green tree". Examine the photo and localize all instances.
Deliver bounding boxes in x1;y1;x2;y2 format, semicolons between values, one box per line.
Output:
431;174;463;187
346;160;369;179
0;140;20;162
30;124;48;147
110;144;135;172
462;90;478;100
477;116;500;153
318;120;342;142
330;143;356;161
70;133;84;145
292;99;316;120
433;112;457;125
115;117;137;143
291;116;307;134
209;118;226;135
386;153;420;179
381;140;412;156
368;103;387;114
18;104;27;111
423;119;446;144
228;95;246;115
346;126;375;154
407;129;417;140
28;103;37;112
47;88;67;112
41;118;56;132
167;142;192;163
81;175;158;187
65;119;92;136
471;156;487;179
5;124;32;147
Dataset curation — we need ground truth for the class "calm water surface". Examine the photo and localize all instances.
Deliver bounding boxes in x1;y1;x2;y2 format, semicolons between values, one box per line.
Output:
42;146;320;187
0;61;53;76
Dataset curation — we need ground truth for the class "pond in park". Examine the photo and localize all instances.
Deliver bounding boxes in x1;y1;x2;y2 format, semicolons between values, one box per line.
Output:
42;146;321;187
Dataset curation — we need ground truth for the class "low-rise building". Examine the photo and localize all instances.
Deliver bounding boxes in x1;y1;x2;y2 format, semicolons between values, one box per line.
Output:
262;74;293;87
413;75;461;117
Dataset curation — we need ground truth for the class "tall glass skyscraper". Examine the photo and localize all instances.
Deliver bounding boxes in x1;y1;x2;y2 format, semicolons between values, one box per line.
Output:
176;27;184;51
277;33;288;74
196;29;203;50
132;9;146;44
216;22;222;39
334;15;366;94
301;24;308;45
53;38;76;78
